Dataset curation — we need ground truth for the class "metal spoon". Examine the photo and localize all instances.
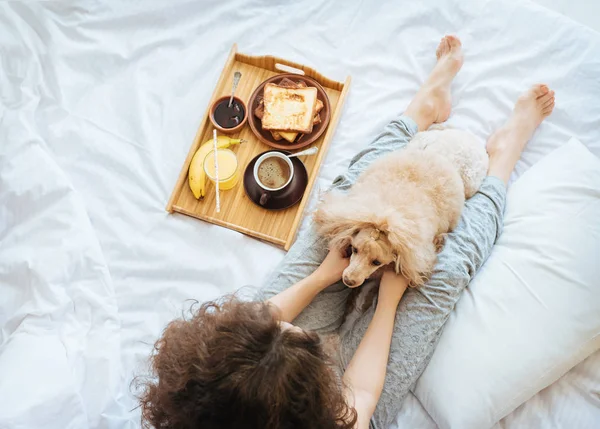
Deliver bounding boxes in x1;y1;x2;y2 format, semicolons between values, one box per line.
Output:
228;71;242;107
287;146;319;158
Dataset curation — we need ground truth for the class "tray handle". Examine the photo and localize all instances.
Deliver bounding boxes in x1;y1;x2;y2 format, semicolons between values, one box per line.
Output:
275;63;305;75
235;52;343;90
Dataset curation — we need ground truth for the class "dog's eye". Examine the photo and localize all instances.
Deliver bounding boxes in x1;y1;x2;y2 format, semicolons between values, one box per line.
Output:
352;246;358;254
372;260;381;266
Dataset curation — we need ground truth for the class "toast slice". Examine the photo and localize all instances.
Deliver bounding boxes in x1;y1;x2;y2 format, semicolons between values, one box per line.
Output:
274;99;324;142
255;98;324;142
254;80;325;143
261;83;318;134
255;80;323;124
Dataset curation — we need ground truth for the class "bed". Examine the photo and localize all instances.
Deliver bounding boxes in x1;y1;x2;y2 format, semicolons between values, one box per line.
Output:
1;0;599;428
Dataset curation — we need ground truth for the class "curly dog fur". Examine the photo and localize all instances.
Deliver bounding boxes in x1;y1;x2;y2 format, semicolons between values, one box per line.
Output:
314;128;488;288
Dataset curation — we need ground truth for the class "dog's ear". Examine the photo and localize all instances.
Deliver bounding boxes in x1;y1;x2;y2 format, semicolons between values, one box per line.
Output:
385;214;437;287
313;192;369;251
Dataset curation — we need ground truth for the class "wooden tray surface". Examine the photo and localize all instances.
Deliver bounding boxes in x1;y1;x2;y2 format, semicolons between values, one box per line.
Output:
166;44;351;250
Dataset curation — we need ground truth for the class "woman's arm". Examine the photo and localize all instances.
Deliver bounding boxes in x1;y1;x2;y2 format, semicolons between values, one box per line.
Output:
342;271;408;429
346;179;506;429
267;249;349;322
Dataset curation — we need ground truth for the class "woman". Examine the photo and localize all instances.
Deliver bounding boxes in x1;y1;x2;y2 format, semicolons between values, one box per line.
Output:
138;36;555;429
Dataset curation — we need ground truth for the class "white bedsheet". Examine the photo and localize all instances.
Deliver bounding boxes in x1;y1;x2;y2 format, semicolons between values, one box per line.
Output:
1;0;599;428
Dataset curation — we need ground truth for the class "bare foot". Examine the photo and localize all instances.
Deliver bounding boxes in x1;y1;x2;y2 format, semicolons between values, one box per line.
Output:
487;84;555;184
406;35;464;130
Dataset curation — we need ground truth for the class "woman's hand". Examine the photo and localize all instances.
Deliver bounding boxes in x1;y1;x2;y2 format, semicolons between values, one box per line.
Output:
378;270;409;306
268;247;349;323
314;248;350;287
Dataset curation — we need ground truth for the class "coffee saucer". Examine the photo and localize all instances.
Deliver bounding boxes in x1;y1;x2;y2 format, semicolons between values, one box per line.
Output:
244;150;309;210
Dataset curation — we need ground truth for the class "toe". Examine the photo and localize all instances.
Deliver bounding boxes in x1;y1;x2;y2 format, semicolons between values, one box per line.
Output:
446;35;461;48
538;90;554;105
436;38;448;58
532;84;548;97
443;37;451;52
542;95;555;108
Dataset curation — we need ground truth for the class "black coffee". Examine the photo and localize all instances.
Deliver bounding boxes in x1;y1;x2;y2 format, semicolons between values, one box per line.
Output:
257;157;291;189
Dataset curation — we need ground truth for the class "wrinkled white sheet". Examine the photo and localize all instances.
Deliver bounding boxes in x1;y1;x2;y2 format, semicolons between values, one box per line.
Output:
0;0;599;428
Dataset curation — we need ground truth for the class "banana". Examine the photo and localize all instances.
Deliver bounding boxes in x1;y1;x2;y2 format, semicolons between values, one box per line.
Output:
188;136;243;199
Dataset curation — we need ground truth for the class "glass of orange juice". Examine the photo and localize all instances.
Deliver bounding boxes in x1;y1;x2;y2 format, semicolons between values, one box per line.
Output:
203;149;239;190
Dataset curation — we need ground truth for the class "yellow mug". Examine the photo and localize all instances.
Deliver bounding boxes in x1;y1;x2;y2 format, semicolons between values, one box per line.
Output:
203;149;239;191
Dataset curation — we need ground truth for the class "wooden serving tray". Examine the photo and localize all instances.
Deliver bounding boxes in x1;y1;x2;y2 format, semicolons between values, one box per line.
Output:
166;44;351;250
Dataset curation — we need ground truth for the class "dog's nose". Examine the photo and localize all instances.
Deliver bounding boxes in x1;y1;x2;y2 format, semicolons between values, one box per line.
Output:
343;276;356;287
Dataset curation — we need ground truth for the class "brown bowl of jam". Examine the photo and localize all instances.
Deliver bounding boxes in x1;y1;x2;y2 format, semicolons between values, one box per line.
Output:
209;96;248;134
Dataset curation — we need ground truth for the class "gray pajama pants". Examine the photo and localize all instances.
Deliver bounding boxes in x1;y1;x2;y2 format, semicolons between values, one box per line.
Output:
259;115;507;429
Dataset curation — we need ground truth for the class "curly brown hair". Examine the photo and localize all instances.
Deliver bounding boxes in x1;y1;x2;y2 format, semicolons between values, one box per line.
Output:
137;296;357;429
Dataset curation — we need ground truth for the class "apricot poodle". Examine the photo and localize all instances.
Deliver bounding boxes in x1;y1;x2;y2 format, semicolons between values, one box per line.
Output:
314;128;488;288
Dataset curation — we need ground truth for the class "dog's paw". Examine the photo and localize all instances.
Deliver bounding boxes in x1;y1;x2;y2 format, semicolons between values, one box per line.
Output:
434;233;448;252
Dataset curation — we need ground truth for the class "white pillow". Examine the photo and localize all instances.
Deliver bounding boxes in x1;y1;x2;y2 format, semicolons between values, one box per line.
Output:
414;138;600;429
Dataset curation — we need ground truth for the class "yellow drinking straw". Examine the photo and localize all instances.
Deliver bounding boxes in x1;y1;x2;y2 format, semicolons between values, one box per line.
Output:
212;129;220;213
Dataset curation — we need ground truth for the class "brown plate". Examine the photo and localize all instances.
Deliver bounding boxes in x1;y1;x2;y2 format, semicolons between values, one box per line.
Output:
243;150;309;210
247;74;331;150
